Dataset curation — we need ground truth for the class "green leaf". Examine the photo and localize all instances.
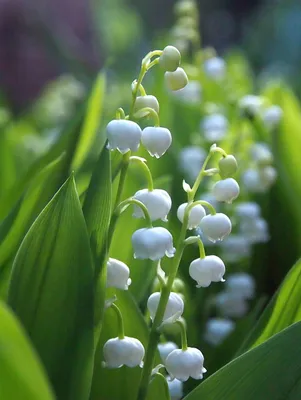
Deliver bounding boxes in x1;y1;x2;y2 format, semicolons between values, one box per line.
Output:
0;153;66;268
82;146;111;341
184;321;301;400
8;175;94;400
90;291;152;400
0;301;55;400
72;71;106;169
238;258;301;353
146;373;170;400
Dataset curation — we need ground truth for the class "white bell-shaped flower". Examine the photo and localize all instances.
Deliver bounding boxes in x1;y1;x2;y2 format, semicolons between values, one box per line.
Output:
204;318;235;346
132;227;175;260
239;95;264;117
106;119;142;154
239;217;269;244
159;45;181;72
179;146;206;181
201;114;228;142
200;213;232;242
215;291;248;318
147;292;184;323
212;178;240;204
225;273;255;300
177;203;206;229
106;258;131;290
134;95;160;114
203;56;226;80
167;376;183;400
158;342;178;363
132;189;172;222
103;336;145;368
165;347;207;381
220;235;251;263
262;105;283;129
165;67;189;91
141;126;172;158
250;142;273;165
189;255;225;288
235;202;261;220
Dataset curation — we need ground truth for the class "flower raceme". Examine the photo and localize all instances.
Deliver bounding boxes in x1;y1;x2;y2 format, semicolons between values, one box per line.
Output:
132;227;175;260
147;292;184;323
132;189;172;222
103;336;145;368
165;347;207;382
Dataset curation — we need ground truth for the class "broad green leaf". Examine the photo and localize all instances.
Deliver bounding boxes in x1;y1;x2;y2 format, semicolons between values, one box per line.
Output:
184;321;301;400
82;146;111;341
72;71;106;169
238;258;301;353
90;291;151;400
0;128;16;196
0;153;66;268
0;301;55;400
0;104;85;220
146;373;170;400
8;176;94;400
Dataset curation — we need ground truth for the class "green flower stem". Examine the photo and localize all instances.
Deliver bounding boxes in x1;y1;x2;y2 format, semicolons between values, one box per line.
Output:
177;320;188;350
110;303;125;339
130;156;154;191
137;211;189;400
192;200;216;215
138;83;147;96
189;151;214;201
134;107;160;127
197;238;206;259
147;57;160;70
130;67;147;117
116;107;126;119
212;145;227;158
117;198;152;228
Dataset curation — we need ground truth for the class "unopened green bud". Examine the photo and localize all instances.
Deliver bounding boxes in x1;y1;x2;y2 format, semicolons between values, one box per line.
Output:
219;155;238;178
159;46;181;72
165;67;188;91
134;95;160;114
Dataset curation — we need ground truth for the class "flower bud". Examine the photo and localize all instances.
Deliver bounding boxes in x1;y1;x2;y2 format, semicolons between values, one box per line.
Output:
132;227;175;260
250;142;273;165
179;146;206;181
215;291;248;318
204;318;235;346
159;46;181;72
165;67;189;91
189;255;225;287
212;178;240;204
167;376;183;400
201;114;228;142
106;119;142;154
165;347;207;381
177;203;206;230
158;342;178;363
141;126;172;158
225;273;255;300
134;95;160;114
106;258;131;290
200;213;232;242
262;105;283;129
203;57;226;80
132;189;172;221
235;202;261;220
218;155;238;178
147;292;184;323
103;336;145;368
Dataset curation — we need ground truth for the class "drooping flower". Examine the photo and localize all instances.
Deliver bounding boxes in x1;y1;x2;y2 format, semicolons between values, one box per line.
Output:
225;273;255;300
147;292;184;323
200;213;232;242
177;202;206;229
158;342;178;363
165;347;207;381
106;258;131;290
203;56;226;80
133;189;172;221
132;227;176;260
141;126;172;158
204;318;235;346
212;178;240;204
165;67;189;91
103;336;145;368
189;255;225;287
159;46;181;72
106;119;142;153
